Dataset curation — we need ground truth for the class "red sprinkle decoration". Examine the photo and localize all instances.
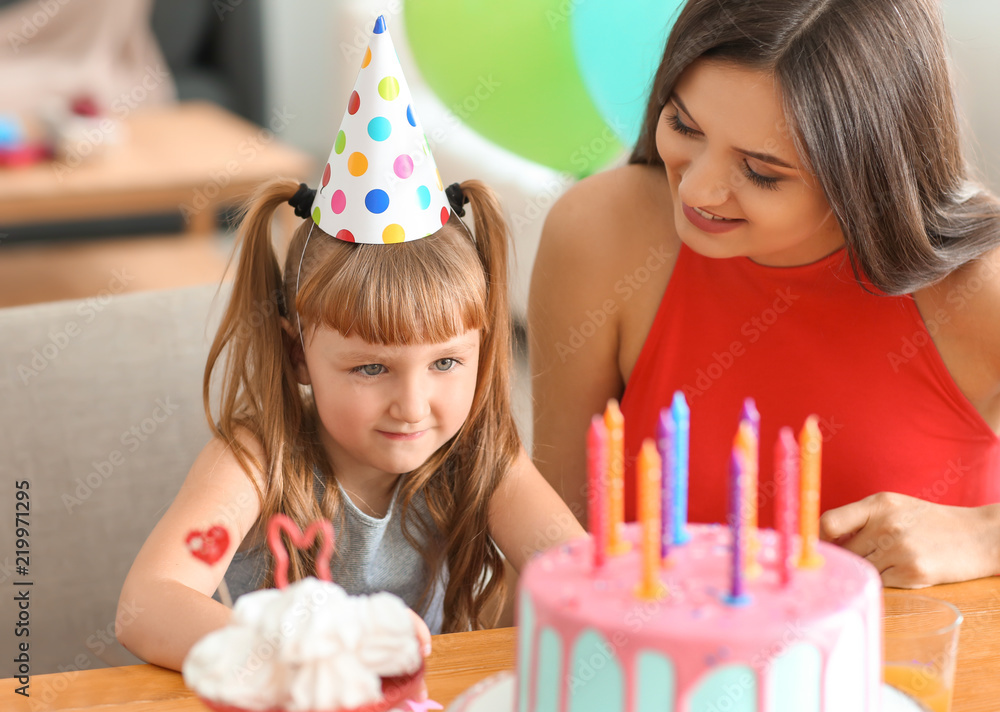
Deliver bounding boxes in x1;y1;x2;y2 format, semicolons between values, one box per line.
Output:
186;526;230;565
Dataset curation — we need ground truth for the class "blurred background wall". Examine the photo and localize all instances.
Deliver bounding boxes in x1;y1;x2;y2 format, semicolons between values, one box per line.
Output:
262;0;1000;193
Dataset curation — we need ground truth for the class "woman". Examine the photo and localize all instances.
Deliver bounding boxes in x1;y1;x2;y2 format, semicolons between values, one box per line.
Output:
529;0;1000;588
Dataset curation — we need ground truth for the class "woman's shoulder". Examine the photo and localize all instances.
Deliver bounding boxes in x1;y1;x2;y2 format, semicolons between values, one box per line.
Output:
544;163;678;267
916;245;1000;422
929;246;1000;346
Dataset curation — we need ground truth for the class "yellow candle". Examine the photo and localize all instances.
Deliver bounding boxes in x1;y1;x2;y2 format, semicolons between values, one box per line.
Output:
735;422;762;578
798;415;825;568
605;399;630;555
635;439;666;600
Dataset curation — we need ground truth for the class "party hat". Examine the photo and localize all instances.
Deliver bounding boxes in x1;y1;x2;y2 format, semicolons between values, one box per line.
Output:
309;15;450;244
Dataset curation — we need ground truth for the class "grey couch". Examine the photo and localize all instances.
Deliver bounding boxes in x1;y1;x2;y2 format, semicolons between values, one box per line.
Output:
0;284;227;677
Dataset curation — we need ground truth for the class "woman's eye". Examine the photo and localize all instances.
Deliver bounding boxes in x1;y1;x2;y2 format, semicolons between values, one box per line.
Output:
666;110;699;137
356;364;385;377
433;358;457;372
742;161;781;191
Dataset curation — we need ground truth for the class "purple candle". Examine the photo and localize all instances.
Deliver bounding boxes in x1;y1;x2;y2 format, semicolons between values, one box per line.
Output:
725;449;751;606
657;408;674;560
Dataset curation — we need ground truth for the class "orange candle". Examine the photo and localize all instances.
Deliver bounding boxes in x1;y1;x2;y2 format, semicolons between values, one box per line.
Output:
605;399;630;555
798;415;825;569
735;421;762;578
635;439;665;600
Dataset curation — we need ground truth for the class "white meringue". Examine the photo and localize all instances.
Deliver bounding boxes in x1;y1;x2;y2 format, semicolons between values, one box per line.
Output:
183;578;422;711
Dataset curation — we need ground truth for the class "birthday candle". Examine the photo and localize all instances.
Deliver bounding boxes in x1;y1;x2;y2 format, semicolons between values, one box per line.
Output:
798;415;825;569
735;420;762;579
740;398;761;545
775;427;799;586
604;400;630;555
587;416;609;570
671;392;691;545
636;439;665;600
725;449;751;605
657;408;674;561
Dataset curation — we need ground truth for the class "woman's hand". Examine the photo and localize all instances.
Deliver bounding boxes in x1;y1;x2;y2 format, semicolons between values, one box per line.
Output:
820;492;1000;588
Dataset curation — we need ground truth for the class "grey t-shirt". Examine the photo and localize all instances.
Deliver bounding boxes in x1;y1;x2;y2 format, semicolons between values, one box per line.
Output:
219;473;447;634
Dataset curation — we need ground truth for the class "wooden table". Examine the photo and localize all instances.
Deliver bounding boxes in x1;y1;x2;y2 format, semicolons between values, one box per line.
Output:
0;102;314;234
4;579;999;712
0;233;232;308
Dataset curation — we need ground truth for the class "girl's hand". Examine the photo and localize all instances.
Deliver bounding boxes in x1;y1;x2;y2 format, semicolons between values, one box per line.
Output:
819;492;1000;588
408;610;431;701
410;609;432;658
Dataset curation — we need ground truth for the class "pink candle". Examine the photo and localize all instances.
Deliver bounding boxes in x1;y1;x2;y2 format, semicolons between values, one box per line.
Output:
774;427;799;586
587;416;609;570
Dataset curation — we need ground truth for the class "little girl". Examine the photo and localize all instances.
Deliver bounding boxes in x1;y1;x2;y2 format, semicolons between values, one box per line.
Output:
118;16;582;672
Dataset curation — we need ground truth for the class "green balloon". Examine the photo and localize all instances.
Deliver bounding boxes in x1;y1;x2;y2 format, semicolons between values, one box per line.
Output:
404;1;622;176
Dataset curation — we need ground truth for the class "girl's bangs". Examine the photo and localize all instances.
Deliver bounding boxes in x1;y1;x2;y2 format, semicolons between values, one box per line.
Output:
298;241;487;345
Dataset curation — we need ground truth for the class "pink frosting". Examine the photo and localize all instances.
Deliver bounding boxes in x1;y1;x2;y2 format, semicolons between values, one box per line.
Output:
519;524;882;711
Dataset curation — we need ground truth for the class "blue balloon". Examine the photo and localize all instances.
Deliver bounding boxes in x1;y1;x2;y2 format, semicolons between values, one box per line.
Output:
570;1;686;146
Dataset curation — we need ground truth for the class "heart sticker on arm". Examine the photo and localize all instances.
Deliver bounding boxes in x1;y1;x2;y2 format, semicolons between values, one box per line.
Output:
186;525;230;565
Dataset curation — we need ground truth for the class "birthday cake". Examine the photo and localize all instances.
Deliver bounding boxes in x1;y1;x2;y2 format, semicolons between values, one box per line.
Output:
515;523;881;712
512;399;883;712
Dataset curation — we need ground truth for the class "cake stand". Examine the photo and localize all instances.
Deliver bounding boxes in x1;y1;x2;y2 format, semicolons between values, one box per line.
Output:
445;671;930;712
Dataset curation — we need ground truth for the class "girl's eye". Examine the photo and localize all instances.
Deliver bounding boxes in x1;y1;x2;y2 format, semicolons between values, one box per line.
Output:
742;161;781;191
354;364;385;377
433;358;457;372
666;110;699;138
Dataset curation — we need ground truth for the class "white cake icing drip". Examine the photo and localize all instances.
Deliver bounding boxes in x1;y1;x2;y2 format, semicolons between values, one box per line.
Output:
183;577;422;711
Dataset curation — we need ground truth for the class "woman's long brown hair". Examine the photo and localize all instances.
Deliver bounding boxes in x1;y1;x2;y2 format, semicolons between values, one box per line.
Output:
204;178;517;632
630;0;1000;295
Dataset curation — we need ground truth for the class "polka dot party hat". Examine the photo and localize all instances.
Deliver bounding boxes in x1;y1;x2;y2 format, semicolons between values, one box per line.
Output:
309;15;450;244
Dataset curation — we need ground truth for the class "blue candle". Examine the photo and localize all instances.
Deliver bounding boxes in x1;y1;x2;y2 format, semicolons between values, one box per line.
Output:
671;392;691;545
657;408;674;560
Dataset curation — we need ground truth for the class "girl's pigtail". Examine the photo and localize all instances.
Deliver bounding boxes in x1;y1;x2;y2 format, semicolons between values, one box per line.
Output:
204;178;303;504
458;179;512;395
434;180;519;630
